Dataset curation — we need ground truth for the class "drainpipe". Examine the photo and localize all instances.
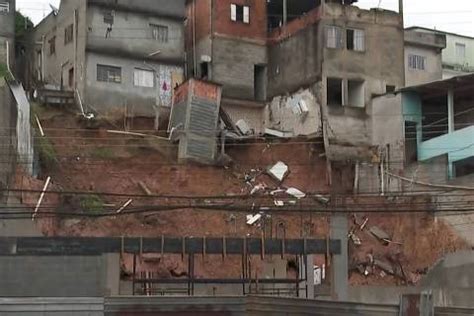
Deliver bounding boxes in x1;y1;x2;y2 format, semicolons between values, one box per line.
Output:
283;0;287;26
41;35;45;82
73;9;78;90
192;0;197;77
5;40;13;79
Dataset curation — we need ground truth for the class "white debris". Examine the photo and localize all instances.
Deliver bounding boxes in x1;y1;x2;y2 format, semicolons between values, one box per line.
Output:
236;119;251;135
286;188;306;199
267;161;289;182
264;128;294;138
250;184;265;195
246;214;262;225
270;189;286;196
274;200;284;207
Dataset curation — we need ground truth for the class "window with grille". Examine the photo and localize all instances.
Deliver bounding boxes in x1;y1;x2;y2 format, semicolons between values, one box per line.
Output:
150;24;169;42
64;24;74;45
326;26;343;49
231;4;249;24
97;64;122;83
133;68;154;87
408;54;426;70
0;2;9;13
347;28;365;52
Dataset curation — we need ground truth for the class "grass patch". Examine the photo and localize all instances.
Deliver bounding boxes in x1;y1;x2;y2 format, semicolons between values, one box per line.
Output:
80;195;104;213
90;147;115;160
36;136;58;170
0;63;13;81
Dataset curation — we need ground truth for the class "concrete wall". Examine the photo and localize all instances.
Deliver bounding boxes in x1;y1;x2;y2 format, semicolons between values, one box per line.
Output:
212;36;267;100
404;30;445;86
84;51;183;116
0;81;16;202
86;3;185;63
0;298;104;316
267;23;322;98
88;0;185;18
0;254;120;297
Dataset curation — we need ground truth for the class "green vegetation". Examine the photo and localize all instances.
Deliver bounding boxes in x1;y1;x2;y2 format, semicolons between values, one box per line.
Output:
15;11;34;38
36;136;58;170
90;147;115;160
80;195;104;213
0;63;13;81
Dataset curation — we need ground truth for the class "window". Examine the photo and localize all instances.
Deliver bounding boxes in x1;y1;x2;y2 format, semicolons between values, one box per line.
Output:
0;1;9;13
133;68;154;88
48;36;56;55
200;62;209;79
68;68;74;88
386;85;396;93
455;43;466;63
103;10;114;25
408;54;426;70
97;64;122;83
347;80;365;108
326;26;343;49
347;28;365;51
231;4;250;23
327;78;343;106
150;24;169;42
64;24;74;45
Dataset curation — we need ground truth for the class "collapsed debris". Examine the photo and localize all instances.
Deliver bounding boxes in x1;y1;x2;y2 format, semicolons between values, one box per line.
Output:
286;188;306;199
369;226;391;245
267;161;289;183
246;214;262;226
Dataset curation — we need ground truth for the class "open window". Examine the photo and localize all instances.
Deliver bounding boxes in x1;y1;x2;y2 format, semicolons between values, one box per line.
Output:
200;62;209;79
231;4;250;24
347;80;365;107
254;65;266;101
346;28;365;51
327;78;343;107
454;157;474;178
326;26;343;49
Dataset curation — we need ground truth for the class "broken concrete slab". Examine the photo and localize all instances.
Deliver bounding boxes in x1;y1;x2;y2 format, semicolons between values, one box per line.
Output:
264;128;294;138
246;214;262;226
374;259;395;275
267;161;289;183
369;226;391;244
236;119;252;135
286;188;306;199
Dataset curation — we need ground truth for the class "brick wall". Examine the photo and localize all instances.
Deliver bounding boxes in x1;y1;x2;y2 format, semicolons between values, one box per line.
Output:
213;0;267;41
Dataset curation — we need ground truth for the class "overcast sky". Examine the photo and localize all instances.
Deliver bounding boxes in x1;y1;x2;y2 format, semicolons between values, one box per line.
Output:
17;0;474;36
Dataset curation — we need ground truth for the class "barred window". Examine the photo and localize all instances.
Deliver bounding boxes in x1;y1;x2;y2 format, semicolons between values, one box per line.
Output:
0;2;9;13
97;64;122;83
326;26;343;49
408;54;426;70
150;24;169;42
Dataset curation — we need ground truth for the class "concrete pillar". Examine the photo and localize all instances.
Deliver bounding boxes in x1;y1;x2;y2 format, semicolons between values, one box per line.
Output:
299;255;315;299
330;214;348;301
447;89;454;134
283;0;288;26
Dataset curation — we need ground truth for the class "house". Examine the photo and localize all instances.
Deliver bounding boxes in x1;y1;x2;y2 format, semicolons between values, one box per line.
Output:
0;0;14;67
406;27;474;79
186;0;405;161
372;74;474;191
25;0;186;119
404;28;446;86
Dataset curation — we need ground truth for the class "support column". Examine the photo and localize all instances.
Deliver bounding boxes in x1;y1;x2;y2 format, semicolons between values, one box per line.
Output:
330;214;348;301
283;0;288;26
448;89;454;134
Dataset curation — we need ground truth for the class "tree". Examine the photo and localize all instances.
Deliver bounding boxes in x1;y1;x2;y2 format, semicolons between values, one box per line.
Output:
15;11;34;38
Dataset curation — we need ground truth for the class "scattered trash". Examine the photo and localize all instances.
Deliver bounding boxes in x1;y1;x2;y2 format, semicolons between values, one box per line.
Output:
313;194;330;205
286;188;306;199
349;232;362;246
274;200;285;207
116;199;133;214
251;183;266;195
270;189;286;196
380;271;387;278
138;181;153;196
360;217;369;230
246;214;262;226
267;161;289;182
